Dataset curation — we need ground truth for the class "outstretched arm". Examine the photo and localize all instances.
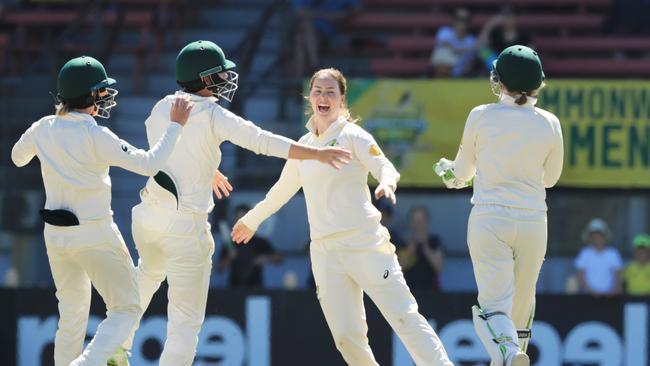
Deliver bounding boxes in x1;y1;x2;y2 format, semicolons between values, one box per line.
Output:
232;159;302;244
216;110;351;169
93;96;192;176
287;144;351;169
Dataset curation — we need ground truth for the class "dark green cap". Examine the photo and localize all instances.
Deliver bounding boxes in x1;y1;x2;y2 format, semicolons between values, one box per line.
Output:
57;56;116;100
175;40;236;83
494;45;545;92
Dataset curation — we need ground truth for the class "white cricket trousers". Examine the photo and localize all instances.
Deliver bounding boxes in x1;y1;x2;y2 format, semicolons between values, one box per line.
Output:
310;237;452;366
467;204;547;331
43;219;140;366
124;202;214;366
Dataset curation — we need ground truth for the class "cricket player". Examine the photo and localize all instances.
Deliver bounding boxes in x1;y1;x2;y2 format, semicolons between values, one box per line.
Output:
120;41;352;366
11;56;192;366
434;45;564;366
232;68;452;365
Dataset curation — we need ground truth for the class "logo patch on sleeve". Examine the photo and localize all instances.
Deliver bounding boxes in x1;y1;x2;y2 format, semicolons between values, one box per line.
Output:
369;145;381;156
326;139;338;147
121;143;132;154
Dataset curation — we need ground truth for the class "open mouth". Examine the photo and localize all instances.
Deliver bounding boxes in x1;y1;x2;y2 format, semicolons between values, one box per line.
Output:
317;104;330;113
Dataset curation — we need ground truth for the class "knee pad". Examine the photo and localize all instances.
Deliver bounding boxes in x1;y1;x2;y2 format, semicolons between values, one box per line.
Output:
472;305;520;366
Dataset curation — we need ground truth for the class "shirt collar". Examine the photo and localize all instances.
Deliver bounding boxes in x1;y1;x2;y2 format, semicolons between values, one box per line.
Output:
175;90;218;103
499;93;538;107
305;116;347;138
63;111;98;125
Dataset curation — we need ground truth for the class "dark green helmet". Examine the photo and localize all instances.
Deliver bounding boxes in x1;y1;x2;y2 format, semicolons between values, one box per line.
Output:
176;40;236;82
493;45;545;92
56;56;118;118
57;56;116;100
176;40;239;101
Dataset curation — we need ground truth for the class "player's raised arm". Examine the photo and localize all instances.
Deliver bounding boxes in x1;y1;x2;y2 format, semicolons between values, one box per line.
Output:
287;144;351;169
92;96;192;176
215;108;351;169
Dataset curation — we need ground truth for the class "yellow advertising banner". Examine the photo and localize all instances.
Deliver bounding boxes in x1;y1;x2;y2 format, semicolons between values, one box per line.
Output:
347;79;650;188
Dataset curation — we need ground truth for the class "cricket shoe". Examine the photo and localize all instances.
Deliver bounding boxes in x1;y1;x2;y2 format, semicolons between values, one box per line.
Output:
107;347;130;366
506;351;530;366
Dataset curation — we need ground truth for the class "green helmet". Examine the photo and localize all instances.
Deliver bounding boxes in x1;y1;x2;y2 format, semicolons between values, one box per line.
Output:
493;45;545;92
57;56;116;100
176;40;239;101
57;56;118;118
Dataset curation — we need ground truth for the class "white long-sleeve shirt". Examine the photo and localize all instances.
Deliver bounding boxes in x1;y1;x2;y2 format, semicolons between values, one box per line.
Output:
141;91;293;213
452;94;564;211
241;117;400;246
11;111;182;223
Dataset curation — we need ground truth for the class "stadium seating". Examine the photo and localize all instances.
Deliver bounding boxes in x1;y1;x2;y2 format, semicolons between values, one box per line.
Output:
534;36;650;52
349;14;605;34
339;0;647;78
0;33;8;74
0;9;154;92
361;0;611;7
387;35;650;54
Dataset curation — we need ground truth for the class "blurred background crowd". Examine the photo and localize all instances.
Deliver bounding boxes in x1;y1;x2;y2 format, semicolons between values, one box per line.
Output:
0;0;649;300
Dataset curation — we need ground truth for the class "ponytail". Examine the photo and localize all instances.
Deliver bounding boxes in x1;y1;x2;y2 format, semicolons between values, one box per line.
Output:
515;92;528;105
511;81;546;106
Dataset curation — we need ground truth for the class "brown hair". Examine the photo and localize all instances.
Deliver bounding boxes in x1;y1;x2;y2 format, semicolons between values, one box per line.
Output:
306;68;360;123
55;102;72;116
514;93;529;105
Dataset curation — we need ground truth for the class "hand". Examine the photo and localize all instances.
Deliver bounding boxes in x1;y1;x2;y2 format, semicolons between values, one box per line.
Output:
231;220;255;244
170;95;194;126
317;147;352;169
374;182;396;204
212;169;233;200
433;158;471;189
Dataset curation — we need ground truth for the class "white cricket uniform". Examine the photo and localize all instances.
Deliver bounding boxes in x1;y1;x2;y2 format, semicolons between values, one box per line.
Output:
451;94;563;353
11;111;182;366
124;91;294;366
242;117;452;366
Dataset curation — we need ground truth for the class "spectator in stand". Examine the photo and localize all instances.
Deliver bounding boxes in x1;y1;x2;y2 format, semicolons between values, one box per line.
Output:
476;6;531;73
575;218;623;296
217;204;283;288
396;206;444;292
290;0;362;77
623;233;650;296
430;8;477;78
